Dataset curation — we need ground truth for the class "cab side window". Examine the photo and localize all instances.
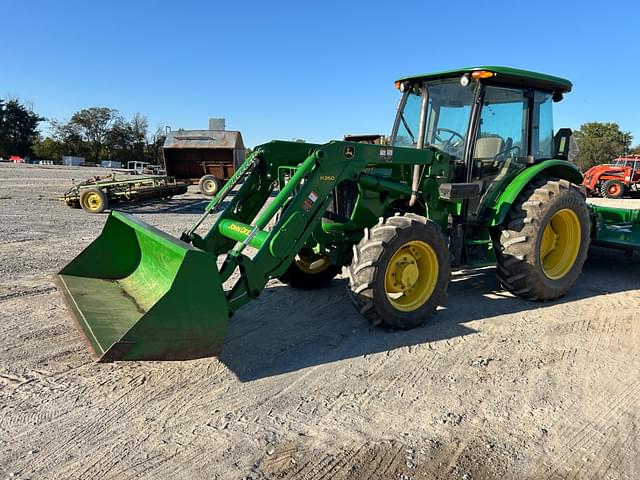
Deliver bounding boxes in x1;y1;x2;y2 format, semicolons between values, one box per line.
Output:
532;92;554;160
476;86;527;162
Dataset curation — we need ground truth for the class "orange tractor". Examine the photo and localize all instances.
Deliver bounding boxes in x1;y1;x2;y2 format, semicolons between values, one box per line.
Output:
582;156;640;198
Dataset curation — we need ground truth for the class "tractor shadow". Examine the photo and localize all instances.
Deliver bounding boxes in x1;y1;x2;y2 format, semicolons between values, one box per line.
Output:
220;248;640;382
114;187;278;215
116;199;207;214
115;187;249;215
116;196;229;215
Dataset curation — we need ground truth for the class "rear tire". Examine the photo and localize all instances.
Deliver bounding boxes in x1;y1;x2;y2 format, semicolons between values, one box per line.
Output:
602;179;625;199
198;175;221;196
347;214;449;329
80;188;108;213
495;178;590;301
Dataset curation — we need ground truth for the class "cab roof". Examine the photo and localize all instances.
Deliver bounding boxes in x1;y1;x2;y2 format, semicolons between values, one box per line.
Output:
396;66;572;94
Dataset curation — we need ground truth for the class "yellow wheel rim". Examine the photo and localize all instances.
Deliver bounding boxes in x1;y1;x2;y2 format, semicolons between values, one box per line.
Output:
540;208;581;280
295;250;331;274
83;192;103;212
203;179;217;194
384;240;439;312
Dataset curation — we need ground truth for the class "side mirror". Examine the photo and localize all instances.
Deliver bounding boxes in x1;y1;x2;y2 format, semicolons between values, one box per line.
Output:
554;128;575;161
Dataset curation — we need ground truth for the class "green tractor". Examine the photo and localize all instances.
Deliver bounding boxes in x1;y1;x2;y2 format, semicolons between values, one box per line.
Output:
56;66;640;361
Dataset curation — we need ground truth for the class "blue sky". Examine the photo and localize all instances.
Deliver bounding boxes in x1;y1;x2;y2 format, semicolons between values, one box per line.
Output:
3;0;639;148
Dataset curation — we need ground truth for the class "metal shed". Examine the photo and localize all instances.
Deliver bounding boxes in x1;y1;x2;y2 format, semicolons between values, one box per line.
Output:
162;130;246;187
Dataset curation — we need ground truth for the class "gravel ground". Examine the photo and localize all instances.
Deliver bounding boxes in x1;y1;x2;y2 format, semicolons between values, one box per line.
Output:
0;162;639;480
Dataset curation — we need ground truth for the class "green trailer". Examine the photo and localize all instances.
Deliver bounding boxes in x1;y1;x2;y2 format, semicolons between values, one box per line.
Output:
62;173;188;213
590;205;640;251
56;67;640;361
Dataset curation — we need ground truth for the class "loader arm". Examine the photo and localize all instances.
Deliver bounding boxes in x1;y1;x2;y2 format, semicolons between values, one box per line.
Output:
57;139;444;361
186;140;441;313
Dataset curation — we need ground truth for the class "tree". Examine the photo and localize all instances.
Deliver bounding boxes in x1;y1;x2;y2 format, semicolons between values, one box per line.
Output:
50;108;150;164
105;116;133;162
33;136;65;161
67;107;117;162
0;99;44;158
105;113;149;164
129;113;148;162
145;126;166;166
573;122;632;170
50;118;89;158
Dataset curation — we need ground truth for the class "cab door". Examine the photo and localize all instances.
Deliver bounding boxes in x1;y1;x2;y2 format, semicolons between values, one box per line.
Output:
465;85;530;223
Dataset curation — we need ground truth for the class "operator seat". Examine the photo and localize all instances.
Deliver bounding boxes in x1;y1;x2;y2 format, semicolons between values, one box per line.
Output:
473;136;504;177
474;136;503;161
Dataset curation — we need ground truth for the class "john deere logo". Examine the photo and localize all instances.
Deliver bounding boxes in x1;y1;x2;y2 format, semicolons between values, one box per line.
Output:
229;223;252;236
344;146;355;159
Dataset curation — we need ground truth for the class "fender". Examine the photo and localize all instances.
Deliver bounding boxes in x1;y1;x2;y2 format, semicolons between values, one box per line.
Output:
491;159;583;226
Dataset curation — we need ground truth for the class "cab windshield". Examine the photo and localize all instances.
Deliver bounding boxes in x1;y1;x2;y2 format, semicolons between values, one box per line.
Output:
392;78;475;160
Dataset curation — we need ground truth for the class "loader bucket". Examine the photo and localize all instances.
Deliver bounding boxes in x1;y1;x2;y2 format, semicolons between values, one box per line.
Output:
56;211;229;361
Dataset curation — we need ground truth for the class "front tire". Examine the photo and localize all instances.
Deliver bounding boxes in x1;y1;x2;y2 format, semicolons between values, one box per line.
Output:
495;178;590;301
347;214;449;329
279;248;341;289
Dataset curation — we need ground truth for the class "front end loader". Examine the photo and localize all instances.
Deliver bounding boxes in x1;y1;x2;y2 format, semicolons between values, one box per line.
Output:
57;66;640;361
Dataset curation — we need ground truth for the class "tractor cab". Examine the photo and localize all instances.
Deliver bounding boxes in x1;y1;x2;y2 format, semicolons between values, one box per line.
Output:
391;67;573;221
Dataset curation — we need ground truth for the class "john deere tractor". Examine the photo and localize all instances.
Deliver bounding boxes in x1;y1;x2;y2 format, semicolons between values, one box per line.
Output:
56;66;640;361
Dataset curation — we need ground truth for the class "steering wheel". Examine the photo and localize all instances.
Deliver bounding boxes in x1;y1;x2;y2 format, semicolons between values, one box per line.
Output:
432;128;465;154
497;137;521;161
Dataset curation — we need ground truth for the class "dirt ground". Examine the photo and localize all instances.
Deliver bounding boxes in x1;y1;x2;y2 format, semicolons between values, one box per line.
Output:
0;163;638;480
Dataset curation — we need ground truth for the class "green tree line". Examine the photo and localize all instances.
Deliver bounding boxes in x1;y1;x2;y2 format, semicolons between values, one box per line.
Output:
0;99;44;158
37;107;166;164
2;97;640;170
1;99;165;164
